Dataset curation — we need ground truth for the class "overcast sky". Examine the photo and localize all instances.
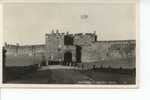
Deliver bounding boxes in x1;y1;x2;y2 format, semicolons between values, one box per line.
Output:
3;3;136;45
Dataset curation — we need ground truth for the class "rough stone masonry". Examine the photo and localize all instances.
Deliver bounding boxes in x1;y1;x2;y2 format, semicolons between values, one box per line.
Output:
4;29;135;69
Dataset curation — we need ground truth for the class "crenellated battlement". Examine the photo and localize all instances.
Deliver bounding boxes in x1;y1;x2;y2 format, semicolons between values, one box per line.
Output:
45;29;97;46
46;29;97;37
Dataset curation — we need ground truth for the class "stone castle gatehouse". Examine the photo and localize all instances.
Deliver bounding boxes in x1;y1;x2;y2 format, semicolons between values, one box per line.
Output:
4;29;136;69
45;29;97;65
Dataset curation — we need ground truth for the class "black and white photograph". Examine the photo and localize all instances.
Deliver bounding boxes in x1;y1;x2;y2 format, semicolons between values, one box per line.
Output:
1;2;137;87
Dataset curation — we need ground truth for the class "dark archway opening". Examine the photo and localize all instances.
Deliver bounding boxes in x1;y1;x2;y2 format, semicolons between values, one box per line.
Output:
64;52;72;66
76;45;82;63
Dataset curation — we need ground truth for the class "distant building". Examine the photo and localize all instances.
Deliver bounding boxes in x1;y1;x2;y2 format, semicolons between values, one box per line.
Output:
4;29;136;68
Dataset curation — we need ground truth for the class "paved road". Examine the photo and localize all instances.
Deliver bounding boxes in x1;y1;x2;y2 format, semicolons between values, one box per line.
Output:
7;65;135;84
8;65;94;84
48;69;94;84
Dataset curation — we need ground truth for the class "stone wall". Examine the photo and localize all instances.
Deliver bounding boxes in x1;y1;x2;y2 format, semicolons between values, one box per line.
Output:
74;32;97;46
81;40;135;62
5;44;45;66
5;44;45;56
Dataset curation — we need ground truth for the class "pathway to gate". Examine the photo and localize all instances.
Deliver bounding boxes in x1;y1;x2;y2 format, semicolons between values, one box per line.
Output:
7;65;135;84
39;65;81;70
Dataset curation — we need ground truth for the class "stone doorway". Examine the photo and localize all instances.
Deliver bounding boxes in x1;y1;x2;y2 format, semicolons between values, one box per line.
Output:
76;45;82;63
64;51;72;65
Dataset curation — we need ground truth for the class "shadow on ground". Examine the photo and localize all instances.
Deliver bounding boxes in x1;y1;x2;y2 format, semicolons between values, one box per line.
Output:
4;66;135;84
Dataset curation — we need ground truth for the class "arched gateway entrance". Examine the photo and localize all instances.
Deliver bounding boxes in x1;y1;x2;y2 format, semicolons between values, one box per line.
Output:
64;51;72;65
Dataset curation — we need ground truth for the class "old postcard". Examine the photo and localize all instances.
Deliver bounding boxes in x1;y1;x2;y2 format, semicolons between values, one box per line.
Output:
0;0;138;88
